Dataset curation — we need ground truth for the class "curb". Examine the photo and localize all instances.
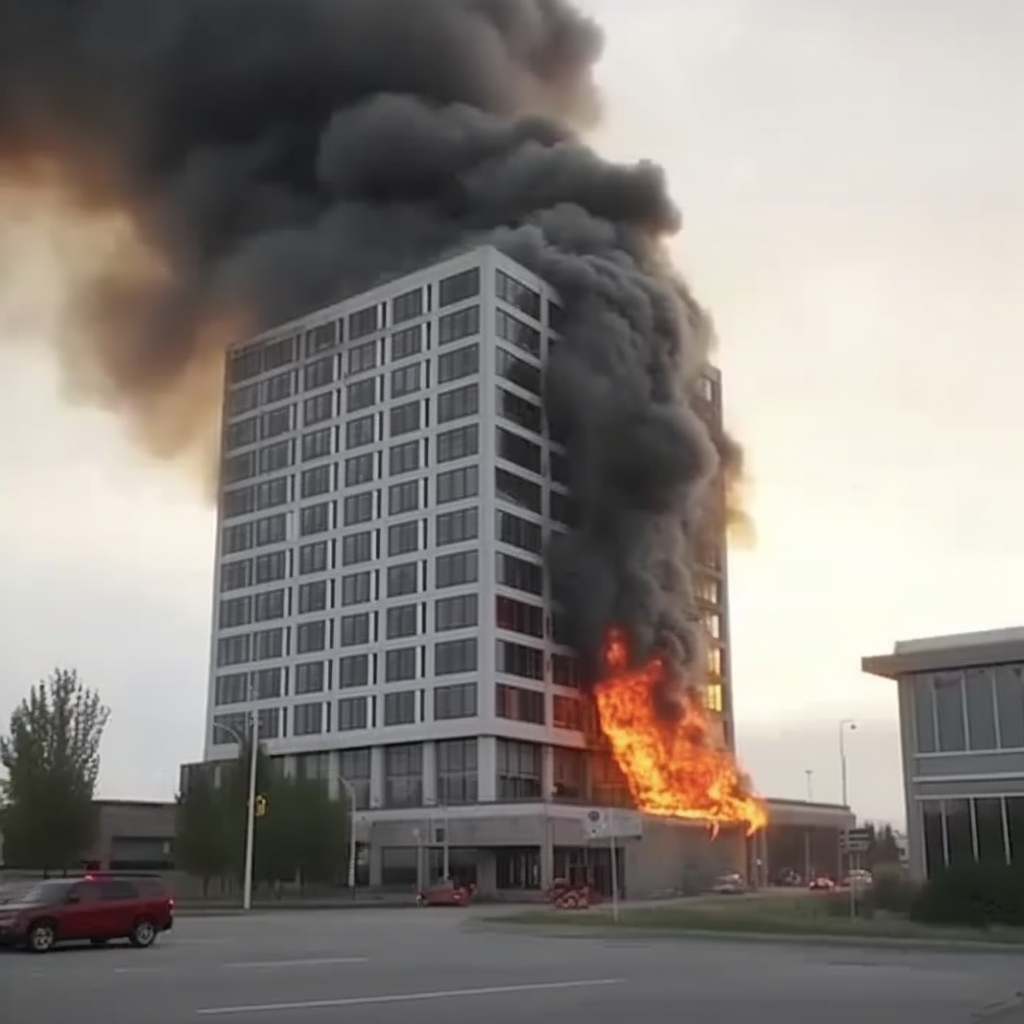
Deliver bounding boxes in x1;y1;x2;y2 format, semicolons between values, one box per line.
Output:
174;902;416;916
472;920;1024;955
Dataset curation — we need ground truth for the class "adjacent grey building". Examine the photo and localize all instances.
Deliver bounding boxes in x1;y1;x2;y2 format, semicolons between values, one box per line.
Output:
195;244;738;896
863;627;1024;880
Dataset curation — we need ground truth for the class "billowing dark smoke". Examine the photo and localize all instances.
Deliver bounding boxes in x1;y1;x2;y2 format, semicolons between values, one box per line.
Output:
0;0;739;703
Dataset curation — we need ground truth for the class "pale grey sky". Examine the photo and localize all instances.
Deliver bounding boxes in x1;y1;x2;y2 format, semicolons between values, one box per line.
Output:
1;1;1021;825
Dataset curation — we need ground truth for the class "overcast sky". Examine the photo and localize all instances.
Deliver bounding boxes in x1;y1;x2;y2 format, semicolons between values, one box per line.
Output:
1;0;1021;827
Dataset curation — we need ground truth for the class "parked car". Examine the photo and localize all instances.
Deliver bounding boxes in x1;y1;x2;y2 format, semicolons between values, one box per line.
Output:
711;873;747;895
808;876;836;891
415;880;476;907
0;874;174;953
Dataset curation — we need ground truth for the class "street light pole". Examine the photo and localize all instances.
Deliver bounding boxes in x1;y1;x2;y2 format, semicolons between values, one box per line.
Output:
839;719;857;807
337;776;358;891
211;714;259;913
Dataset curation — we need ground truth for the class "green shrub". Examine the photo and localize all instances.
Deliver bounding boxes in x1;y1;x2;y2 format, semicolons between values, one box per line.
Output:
911;862;1024;928
868;865;919;914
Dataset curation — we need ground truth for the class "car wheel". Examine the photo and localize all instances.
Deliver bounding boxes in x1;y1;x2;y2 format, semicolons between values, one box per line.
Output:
129;918;157;949
27;921;57;954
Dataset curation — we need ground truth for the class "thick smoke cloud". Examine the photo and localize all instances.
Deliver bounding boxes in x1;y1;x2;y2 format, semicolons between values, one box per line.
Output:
0;0;738;705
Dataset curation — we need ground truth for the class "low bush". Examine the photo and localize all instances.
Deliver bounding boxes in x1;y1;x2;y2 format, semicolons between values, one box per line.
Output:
868;864;919;914
910;862;1024;928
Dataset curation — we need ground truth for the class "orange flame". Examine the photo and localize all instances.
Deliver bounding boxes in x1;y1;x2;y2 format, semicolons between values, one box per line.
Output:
595;629;767;836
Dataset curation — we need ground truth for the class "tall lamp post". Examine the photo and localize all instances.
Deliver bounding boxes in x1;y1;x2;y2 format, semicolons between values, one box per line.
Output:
212;714;259;912
337;776;358;891
838;719;857;807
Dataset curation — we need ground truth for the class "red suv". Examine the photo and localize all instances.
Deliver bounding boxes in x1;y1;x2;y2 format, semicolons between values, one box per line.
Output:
0;874;174;953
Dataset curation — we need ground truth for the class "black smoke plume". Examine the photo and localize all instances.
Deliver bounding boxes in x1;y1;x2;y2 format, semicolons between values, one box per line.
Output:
0;0;738;703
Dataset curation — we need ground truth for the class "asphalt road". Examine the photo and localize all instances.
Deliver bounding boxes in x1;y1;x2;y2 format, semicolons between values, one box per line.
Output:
3;907;1024;1024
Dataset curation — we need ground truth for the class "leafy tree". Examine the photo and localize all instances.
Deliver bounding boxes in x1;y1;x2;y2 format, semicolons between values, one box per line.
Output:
0;669;109;872
174;769;228;895
866;823;903;869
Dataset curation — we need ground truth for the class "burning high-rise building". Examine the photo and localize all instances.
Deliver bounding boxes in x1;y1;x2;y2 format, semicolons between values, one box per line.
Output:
199;245;758;894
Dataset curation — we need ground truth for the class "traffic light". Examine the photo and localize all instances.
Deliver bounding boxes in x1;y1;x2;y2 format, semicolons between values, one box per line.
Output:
254;793;268;818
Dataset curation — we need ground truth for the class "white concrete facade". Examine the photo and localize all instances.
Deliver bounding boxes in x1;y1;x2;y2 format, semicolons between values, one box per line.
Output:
200;244;733;863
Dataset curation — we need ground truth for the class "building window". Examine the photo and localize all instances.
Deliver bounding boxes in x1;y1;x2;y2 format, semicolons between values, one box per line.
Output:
384;690;417;726
965;668;998;751
340;748;372;809
298;580;328;615
259;439;293;475
389;480;420;515
385;647;417;683
386;604;418;639
389;521;420;556
254;513;287;547
436;383;479;424
347;339;378;375
259;707;282;740
496;428;542;475
497;641;544;681
301;428;332;463
296;620;327;655
553;694;581;730
437;738;478;804
225;416;258;451
214;673;249;707
228;383;259;417
262;373;294;407
436;423;479;464
549;450;569;485
391;324;423;361
341;571;372;606
496;355;541;401
339;654;370;689
252;628;284;661
934;672;966;752
387;562;419;598
346;377;377;413
551;654;579;688
340;613;370;647
496;739;542;801
496;269;541;320
346;414;375;449
384;743;423;807
434;682;477;721
436;550;478;588
295;661;326;695
253;667;282;700
304;391;334;426
553;747;585;800
436;507;478;547
255;551;287;584
220;559;253;593
254;589;286;623
299;541;329;575
390;400;421;437
496;683;546;724
438;343;479;384
391;363;421;399
342;530;373;565
305;321;339;356
496;596;543;638
435;638;477;676
222;522;253;555
338;696;368;732
392;289;424;326
219;596;252;630
343;491;374;526
349;304;380;340
496;309;541;358
300;502;332;537
305;355;336;391
496;510;542;554
389;440;420;476
995;666;1024;748
256;477;289;511
437;465;479;504
438;268;480;307
495;468;542;514
293;702;325;736
496;552;543;596
435;594;478;632
302;464;333;498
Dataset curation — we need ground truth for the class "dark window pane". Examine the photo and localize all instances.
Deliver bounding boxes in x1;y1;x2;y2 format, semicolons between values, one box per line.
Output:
944;798;973;867
974;797;1006;866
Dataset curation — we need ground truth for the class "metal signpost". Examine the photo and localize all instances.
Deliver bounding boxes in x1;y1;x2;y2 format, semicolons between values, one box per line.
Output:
840;827;872;918
586;809;619;922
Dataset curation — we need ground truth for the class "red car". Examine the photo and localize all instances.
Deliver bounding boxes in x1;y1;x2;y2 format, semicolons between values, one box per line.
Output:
415;881;475;907
0;874;174;953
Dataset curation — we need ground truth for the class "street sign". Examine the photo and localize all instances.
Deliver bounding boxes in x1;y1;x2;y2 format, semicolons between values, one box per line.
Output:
840;827;871;854
585;809;608;838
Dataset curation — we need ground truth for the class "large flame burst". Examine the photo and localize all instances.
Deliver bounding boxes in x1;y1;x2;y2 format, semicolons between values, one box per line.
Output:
595;630;767;836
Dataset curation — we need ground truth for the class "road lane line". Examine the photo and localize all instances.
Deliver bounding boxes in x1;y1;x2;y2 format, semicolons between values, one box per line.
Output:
197;977;626;1016
223;957;368;970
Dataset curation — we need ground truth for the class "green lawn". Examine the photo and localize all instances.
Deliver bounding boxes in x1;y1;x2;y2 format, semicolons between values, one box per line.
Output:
491;895;1024;946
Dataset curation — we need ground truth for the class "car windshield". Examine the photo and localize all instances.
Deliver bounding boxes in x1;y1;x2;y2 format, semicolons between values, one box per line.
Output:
0;881;68;905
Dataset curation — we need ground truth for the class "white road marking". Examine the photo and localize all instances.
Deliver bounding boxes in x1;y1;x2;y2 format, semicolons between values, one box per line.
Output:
223;957;368;970
197;977;626;1016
